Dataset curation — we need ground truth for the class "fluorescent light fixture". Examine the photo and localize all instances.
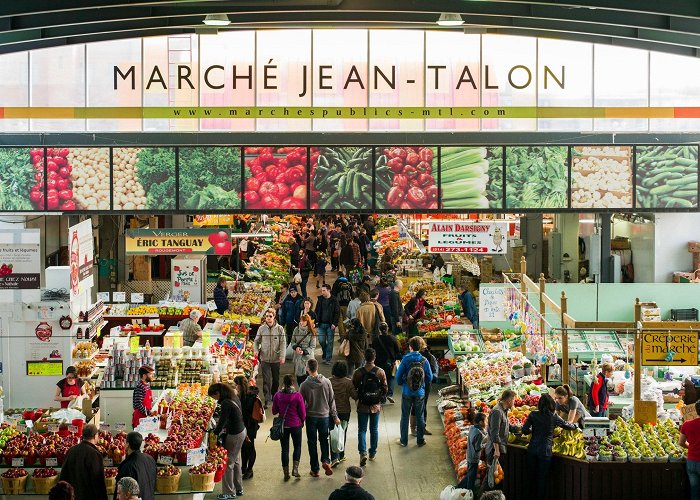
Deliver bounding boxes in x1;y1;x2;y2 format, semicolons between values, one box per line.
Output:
203;14;230;26
437;13;464;26
579;219;596;224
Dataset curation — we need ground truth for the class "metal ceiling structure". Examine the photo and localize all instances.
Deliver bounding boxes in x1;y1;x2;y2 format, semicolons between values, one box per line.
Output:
0;1;700;56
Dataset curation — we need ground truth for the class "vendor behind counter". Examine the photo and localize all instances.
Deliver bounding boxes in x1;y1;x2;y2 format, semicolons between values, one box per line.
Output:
54;366;87;409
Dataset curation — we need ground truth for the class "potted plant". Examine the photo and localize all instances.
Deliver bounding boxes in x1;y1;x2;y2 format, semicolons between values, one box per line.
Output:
523;361;532;376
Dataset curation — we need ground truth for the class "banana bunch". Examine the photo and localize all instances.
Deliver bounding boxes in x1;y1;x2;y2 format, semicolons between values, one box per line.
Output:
552;428;585;460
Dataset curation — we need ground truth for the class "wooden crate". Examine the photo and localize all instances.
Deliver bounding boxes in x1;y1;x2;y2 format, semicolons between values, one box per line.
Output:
132;256;151;281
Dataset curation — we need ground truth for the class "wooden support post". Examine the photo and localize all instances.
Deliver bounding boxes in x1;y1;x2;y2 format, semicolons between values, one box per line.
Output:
561;291;569;386
520;256;527;297
633;297;642;419
539;273;546;348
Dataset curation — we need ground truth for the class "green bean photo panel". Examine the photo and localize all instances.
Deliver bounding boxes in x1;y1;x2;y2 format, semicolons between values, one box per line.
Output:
635;145;698;209
505;146;569;209
312;147;373;210
441;146;503;209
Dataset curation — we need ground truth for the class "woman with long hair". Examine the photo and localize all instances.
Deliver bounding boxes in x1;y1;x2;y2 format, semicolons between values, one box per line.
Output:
329;361;355;467
233;376;265;481
554;384;588;425
208;383;246;499
272;374;307;481
291;315;317;387
344;318;368;374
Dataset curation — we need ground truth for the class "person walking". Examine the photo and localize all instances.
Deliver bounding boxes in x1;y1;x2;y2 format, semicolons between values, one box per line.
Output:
346;289;362;322
296;248;313;298
300;359;341;477
395;337;433;447
388;279;403;336
352;348;387;466
339;238;356;276
233;376;265;481
357;291;385;344
587;362;613;417
373;322;401;404
330;362;356;468
403;289;430;338
456;412;487;493
315;284;340;365
280;285;303;344
344;318;368;374
272;375;307;482
413;338;438;436
328;466;375;500
114;432;156;500
292;315;317;387
375;278;392;328
253;308;286;408
679;401;700;500
208;383;246;499
485;390;519;466
214;277;230;315
331;272;354;337
295;297;317;329
521;394;577;498
59;424;107;500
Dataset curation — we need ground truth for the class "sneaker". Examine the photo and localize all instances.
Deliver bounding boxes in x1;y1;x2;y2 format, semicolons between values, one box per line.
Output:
236;491;243;497
369;454;376;461
242;470;253;480
218;495;234;500
396;439;407;447
330;459;340;468
322;462;333;476
423;428;433;436
360;454;367;467
387;396;395;404
410;429;417;436
310;471;320;478
417;440;426;447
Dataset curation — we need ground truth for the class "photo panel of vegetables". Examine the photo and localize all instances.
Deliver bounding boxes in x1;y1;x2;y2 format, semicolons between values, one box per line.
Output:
636;145;698;209
243;147;308;210
505;146;569;209
441;147;504;209
313;147;373;210
0;148;45;211
179;147;242;211
59;148;110;211
571;146;632;209
112;147;176;210
374;146;438;210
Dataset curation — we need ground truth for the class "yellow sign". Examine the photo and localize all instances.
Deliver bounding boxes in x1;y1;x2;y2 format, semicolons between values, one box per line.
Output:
26;360;63;376
173;334;182;349
202;331;211;350
130;336;139;354
641;331;698;366
634;400;657;425
125;229;231;255
193;215;234;227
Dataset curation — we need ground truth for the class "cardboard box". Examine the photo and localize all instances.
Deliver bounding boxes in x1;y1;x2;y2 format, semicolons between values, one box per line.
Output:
682;403;698;422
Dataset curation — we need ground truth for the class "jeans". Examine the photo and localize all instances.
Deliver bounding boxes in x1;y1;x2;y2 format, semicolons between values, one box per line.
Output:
386;372;395;397
306;416;331;473
317;324;334;362
223;430;246;494
330;412;350;462
300;278;308;298
526;452;552;498
357;411;379;456
689;459;700;500
456;461;479;492
346;359;360;375
400;395;425;445
261;362;281;405
589;408;608;417
241;437;256;473
411;383;431;423
280;426;303;467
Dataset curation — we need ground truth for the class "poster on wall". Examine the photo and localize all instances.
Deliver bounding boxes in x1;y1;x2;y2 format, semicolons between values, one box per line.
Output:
312;147;373;210
427;221;507;254
374;146;438;209
0;241;40;289
440;146;503;209
125;229;232;255
243;147;308;210
68;219;94;299
635;145;698;209
479;285;507;322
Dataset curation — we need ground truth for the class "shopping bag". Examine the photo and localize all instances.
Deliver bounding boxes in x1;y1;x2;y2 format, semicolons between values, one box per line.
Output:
439;486;473;500
330;421;346;453
293;272;302;284
486;459;503;488
338;338;350;357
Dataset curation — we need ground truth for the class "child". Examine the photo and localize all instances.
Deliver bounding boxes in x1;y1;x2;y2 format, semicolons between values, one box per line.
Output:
457;412;487;493
315;252;328;288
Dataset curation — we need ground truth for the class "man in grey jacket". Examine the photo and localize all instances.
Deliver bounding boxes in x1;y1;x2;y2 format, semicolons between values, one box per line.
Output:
254;307;287;407
300;358;341;477
485;389;519;463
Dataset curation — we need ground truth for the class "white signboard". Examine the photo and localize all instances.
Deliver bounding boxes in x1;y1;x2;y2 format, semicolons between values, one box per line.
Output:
186;447;207;466
136;416;159;433
428;221;507;254
479;285;507;322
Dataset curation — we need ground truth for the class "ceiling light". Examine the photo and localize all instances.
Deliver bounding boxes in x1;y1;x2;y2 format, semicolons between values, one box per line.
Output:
203;14;230;26
437;13;464;26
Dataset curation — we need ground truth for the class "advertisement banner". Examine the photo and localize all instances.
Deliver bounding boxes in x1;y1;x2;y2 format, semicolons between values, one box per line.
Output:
125;229;232;255
68;219;94;299
0;242;40;290
427;221;507;254
192;215;234;227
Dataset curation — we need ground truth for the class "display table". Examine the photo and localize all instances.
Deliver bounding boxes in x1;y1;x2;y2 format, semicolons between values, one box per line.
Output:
104;315;207;346
501;444;688;500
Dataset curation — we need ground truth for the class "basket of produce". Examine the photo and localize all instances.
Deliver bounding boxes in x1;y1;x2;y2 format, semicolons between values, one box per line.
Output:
156;465;181;494
1;468;28;494
655;454;669;463
189;463;216;492
629;454;643;463
104;467;118;494
597;451;612;462
32;468;59;494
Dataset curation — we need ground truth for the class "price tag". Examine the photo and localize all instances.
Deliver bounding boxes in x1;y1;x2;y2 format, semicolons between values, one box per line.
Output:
186;447;207;466
97;292;110;302
173;334;182;349
68;425;79;434
99;423;111;432
130;336;139;354
47;424;59;433
103;458;113;467
115;423;126;432
11;458;24;467
131;293;144;304
25;420;33;429
202;331;211;350
136;416;159;433
16;423;26;433
583;428;595;438
206;300;217;311
148;319;161;326
157;455;174;466
113;292;126;303
45;458;58;467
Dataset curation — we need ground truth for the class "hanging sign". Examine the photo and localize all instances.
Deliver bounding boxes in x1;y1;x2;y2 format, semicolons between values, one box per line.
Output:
125;229;231;255
0;241;40;289
641;331;698;366
68;219;94;299
193;215;234;227
427;221;507;254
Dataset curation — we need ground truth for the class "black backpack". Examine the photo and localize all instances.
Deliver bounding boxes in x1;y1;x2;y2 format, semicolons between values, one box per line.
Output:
358;367;384;406
408;357;426;392
337;281;353;306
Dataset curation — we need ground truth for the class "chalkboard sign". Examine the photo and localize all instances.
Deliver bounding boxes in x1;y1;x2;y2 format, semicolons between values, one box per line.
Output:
479;285;507;322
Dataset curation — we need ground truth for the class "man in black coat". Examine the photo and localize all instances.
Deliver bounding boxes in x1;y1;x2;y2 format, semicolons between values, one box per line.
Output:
114;432;157;500
328;466;375;500
59;424;108;500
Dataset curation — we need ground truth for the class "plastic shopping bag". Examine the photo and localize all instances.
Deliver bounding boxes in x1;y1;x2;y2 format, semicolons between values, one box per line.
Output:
330;420;346;453
486;459;503;489
439;486;473;500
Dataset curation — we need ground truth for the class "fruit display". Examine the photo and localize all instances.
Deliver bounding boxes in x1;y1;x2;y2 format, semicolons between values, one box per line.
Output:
158;465;181;477
72;341;98;359
375;146;438;209
456;352;526;390
505;146;568;208
2;468;27;478
226;293;272;317
450;332;482;353
75;359;96;378
120;323;166;334
571;146;632;208
0;148;44;211
244;146;313;210
440;146;495;209
636;145;698;208
127;305;159;316
32;467;58;478
66;147;111;210
189;461;217;475
313;147;373;209
552;428;585;460
178;147;241;210
112;147;176;210
104;467;118;479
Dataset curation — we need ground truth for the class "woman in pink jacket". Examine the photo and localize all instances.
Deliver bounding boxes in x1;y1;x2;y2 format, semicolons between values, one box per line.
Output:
272;374;307;482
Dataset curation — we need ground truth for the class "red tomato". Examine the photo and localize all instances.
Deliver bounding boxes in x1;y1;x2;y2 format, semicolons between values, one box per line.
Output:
260;194;281;208
60;200;76;211
245;177;261;192
244;191;260;206
46;190;59;210
274;182;290;199
58;189;73;201
258;182;278;197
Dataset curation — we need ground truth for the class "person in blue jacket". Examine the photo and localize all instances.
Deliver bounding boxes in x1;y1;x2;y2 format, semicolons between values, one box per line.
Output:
214;277;230;315
281;286;303;345
395;336;433;447
457;285;478;329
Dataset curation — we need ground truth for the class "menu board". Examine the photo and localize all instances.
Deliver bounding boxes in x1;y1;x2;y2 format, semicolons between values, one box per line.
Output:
60;148;110;211
441;146;503;209
243;146;308;210
313;147;373;210
0;148;44;211
505;146;568;209
112;147;175;210
635;145;698;209
374;146;437;209
179;147;241;210
571;146;633;209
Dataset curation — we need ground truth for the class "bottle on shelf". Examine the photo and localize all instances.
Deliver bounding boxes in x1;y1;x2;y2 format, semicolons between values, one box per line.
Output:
145;340;151;351
77;327;83;340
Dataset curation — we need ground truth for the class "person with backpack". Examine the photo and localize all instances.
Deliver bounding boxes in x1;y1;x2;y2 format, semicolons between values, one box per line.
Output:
411;337;438;436
357;290;385;344
352;348;387;466
344;318;368;374
395;337;433;447
233;376;265;481
372;322;401;404
332;272;354;337
330;362;356;468
346;289;362;322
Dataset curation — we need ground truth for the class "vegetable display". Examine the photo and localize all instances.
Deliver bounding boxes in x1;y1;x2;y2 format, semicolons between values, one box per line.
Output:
572;146;632;209
179;147;241;210
0;148;42;211
313;147;373;210
635;145;698;209
505;146;568;208
67;148;110;210
440;147;501;209
113;148;176;210
243;147;310;210
375;146;438;209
